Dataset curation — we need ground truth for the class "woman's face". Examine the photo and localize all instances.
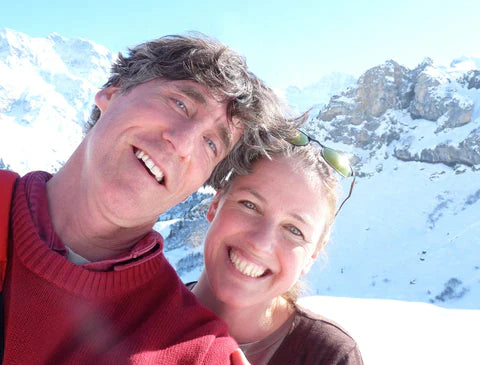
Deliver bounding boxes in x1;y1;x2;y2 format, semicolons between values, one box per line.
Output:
203;156;330;308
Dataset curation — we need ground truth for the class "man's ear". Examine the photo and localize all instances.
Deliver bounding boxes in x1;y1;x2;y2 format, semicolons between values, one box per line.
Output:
94;86;120;113
206;191;223;222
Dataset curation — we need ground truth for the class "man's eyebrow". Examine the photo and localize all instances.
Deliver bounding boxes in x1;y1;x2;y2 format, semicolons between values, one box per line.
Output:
217;124;232;151
179;86;207;105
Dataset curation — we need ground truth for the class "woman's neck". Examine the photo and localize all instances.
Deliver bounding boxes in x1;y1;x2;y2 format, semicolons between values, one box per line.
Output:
193;271;294;344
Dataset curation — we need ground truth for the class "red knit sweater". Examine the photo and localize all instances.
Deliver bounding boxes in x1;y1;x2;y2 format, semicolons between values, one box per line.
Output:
3;173;238;364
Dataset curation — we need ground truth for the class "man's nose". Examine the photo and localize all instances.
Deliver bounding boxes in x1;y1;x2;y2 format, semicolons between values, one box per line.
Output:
162;121;198;158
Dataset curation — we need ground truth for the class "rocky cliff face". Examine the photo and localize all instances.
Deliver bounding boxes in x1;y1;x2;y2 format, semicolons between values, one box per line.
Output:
314;58;480;168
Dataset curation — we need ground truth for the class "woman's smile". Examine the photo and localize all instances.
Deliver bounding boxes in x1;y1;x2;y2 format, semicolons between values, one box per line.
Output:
228;247;270;278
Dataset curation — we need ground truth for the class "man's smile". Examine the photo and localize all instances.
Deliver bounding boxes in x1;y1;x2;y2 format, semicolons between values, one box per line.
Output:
135;148;165;184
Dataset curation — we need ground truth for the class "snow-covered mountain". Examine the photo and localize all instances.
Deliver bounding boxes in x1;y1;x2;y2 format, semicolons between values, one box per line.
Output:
0;28;114;174
1;28;479;311
302;57;480;309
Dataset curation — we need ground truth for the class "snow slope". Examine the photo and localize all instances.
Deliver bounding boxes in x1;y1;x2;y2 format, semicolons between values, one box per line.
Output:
299;296;479;365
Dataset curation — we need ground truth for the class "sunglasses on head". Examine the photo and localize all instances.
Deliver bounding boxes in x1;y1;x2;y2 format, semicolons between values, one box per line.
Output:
288;130;356;216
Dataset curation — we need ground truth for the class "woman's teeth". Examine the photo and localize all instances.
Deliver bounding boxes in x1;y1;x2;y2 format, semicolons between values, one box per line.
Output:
135;149;164;183
229;249;267;278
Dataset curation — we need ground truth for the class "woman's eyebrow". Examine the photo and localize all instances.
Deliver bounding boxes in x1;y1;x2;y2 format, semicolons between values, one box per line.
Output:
235;187;266;204
236;187;312;226
288;212;309;226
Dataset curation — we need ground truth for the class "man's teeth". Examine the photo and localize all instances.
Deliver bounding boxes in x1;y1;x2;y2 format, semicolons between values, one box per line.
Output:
135;149;164;183
229;249;267;278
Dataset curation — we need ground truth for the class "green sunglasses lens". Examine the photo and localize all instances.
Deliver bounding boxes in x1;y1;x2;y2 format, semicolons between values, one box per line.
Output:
285;130;355;215
288;131;310;146
322;147;352;178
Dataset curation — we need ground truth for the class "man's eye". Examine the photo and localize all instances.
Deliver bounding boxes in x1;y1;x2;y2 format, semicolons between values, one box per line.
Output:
287;225;303;238
175;99;187;113
204;137;217;155
241;200;256;210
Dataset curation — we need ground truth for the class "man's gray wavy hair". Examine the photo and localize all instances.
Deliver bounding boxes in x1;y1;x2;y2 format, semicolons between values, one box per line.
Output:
86;33;302;189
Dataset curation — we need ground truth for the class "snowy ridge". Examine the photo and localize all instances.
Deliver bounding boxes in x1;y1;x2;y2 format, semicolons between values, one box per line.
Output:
0;28;114;174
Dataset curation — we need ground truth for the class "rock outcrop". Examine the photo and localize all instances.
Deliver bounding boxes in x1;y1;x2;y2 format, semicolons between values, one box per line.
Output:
314;58;479;168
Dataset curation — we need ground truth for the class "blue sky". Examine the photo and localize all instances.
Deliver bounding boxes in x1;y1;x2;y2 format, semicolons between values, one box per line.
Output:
1;0;479;89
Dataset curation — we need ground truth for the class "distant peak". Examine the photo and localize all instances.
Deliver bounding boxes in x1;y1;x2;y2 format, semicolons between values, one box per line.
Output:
420;57;434;67
450;56;480;71
385;59;401;67
47;32;63;40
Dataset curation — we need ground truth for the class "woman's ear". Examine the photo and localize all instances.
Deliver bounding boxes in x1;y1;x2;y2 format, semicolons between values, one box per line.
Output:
301;241;324;275
206;190;223;222
94;86;120;113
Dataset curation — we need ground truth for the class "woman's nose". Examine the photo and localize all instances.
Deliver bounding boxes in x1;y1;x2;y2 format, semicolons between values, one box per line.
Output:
245;222;276;254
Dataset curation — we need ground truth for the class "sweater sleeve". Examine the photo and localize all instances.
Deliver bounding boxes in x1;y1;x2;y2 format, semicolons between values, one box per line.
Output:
202;337;240;365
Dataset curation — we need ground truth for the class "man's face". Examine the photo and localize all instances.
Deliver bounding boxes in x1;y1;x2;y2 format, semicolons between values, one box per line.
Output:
83;79;243;227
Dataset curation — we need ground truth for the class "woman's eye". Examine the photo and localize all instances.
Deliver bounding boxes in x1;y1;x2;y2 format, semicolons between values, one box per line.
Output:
241;200;256;210
204;137;217;155
287;225;303;238
175;99;187;113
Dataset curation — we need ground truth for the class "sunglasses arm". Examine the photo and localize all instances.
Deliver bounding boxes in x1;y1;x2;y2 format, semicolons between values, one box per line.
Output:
334;171;356;217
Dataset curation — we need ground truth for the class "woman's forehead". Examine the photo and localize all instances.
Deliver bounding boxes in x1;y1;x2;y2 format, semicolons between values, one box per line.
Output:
252;156;322;188
230;157;326;209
